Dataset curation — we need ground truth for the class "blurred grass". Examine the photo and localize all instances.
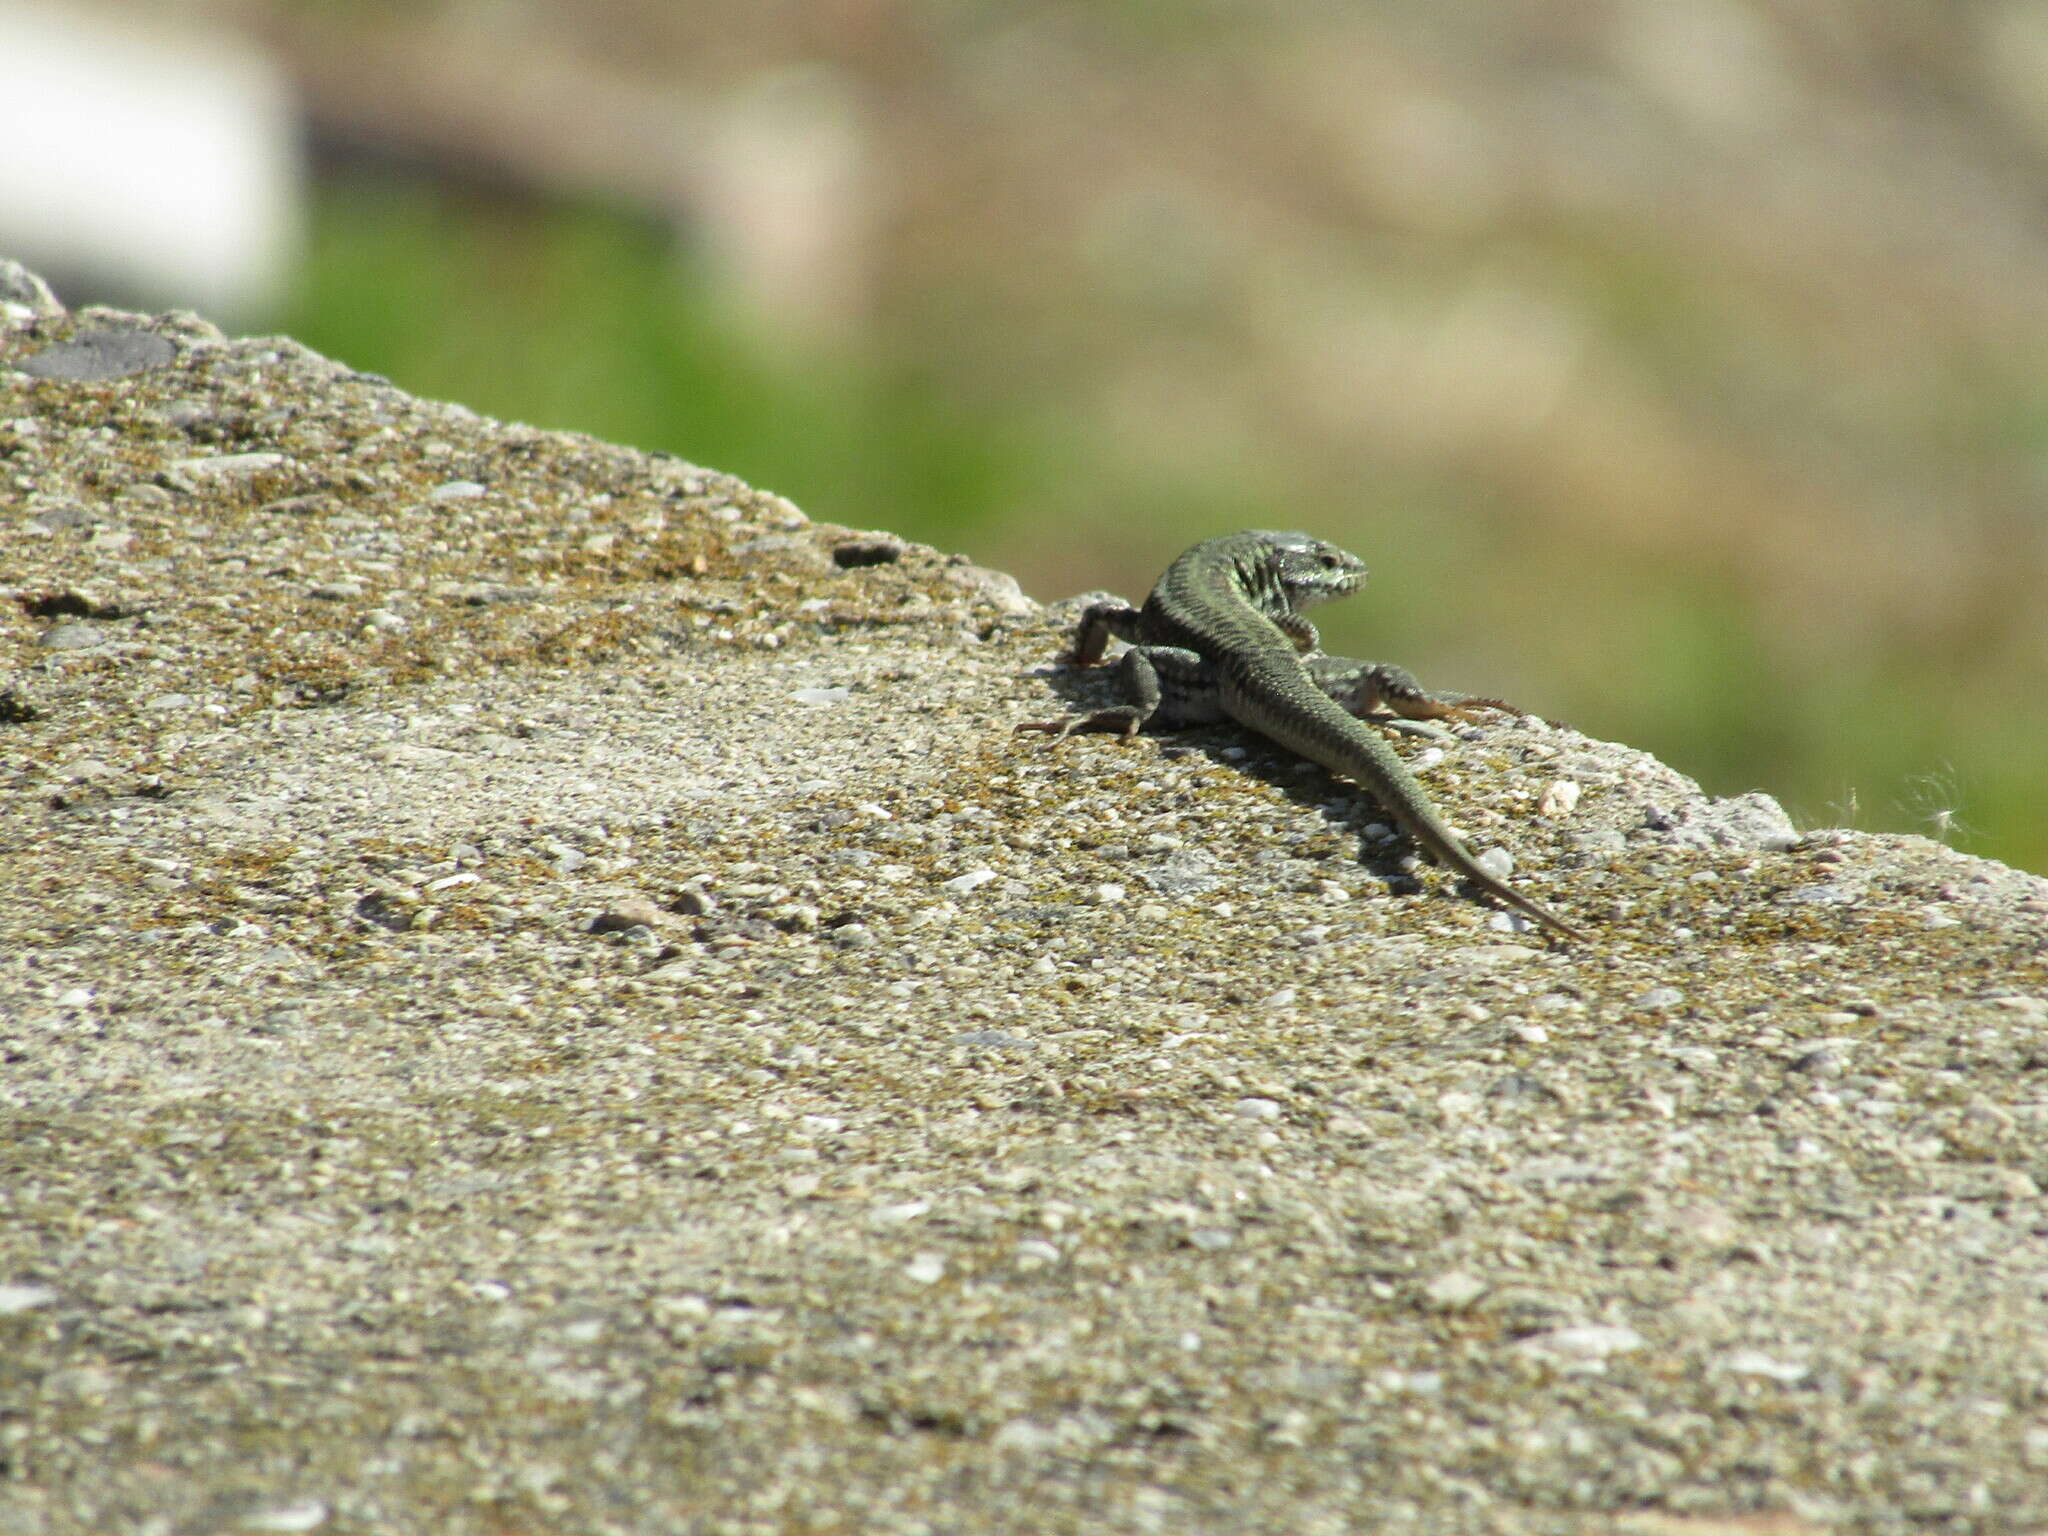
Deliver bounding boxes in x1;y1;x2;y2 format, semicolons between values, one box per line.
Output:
280;169;2045;876
284;173;1038;546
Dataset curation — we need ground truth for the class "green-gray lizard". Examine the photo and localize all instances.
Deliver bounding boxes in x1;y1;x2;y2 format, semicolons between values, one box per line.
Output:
1019;529;1581;940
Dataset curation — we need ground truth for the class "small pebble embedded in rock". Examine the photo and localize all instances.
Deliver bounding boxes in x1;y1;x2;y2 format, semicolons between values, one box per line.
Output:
1513;1324;1645;1363
0;1284;57;1314
17;327;176;382
163;452;286;490
590;898;668;933
235;1500;330;1533
1422;1271;1488;1311
38;622;103;649
30;503;97;531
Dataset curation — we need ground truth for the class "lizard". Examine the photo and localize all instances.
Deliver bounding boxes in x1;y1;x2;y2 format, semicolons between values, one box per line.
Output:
1017;529;1582;940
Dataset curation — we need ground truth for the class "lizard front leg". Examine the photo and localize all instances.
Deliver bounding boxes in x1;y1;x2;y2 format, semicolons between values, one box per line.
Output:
1273;611;1321;655
1017;644;1221;739
1068;601;1145;665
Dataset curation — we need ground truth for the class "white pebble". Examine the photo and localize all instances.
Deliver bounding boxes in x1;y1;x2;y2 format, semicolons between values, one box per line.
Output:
1720;1349;1808;1383
237;1502;329;1532
1515;1324;1644;1361
0;1284;56;1314
1423;1271;1488;1310
870;1200;930;1226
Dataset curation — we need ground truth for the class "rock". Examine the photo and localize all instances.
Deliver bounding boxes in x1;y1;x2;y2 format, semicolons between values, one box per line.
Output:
3;257;2045;1532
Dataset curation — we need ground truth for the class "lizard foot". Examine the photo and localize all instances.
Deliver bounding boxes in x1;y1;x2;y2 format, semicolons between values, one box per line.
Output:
1015;708;1146;741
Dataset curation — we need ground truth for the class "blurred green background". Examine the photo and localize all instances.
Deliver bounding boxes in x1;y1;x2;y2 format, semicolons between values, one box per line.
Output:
49;2;2048;870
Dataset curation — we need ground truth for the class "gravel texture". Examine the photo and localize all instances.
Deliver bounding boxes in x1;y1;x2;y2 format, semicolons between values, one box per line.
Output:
4;261;2048;1534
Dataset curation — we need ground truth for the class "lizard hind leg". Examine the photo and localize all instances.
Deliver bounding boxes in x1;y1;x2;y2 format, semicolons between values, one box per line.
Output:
1307;658;1526;724
1017;644;1167;741
1018;645;1218;740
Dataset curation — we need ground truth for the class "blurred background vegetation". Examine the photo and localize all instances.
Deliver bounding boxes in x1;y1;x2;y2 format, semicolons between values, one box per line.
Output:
13;0;2048;871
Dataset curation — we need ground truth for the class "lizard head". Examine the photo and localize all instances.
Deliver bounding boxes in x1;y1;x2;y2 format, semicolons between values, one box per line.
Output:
1250;530;1368;610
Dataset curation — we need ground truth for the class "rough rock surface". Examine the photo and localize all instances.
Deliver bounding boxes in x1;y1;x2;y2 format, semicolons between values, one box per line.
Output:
3;260;2046;1534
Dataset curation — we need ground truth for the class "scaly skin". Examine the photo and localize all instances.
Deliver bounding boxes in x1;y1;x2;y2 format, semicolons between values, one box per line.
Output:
1020;530;1581;940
